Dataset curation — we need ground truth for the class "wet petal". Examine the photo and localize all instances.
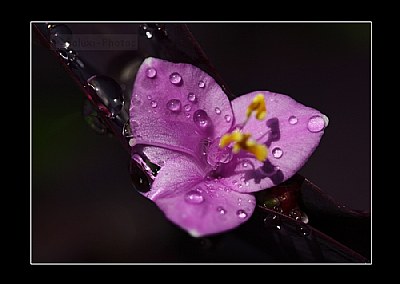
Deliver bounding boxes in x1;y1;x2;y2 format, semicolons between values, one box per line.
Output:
222;91;327;193
147;157;256;237
130;57;233;159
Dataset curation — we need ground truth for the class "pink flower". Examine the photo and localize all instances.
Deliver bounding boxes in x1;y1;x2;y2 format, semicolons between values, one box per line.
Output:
129;57;328;237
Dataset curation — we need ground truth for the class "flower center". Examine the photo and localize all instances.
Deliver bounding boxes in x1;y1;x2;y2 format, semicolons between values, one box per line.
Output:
219;93;269;162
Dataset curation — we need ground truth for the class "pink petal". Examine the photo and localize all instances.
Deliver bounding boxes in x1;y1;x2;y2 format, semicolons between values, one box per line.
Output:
221;91;328;193
130;57;233;159
147;157;256;237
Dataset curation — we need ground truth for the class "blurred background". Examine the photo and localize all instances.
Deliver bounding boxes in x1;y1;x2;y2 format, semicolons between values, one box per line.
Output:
32;23;371;262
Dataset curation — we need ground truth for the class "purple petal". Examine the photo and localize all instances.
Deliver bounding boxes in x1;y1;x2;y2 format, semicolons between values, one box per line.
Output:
130;57;233;159
221;91;328;193
148;157;256;237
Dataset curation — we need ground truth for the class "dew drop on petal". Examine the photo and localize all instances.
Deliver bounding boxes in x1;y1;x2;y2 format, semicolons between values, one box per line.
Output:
307;115;325;132
288;115;298;125
198;80;205;88
237;210;248;219
215;107;221;115
240;177;245;182
187;92;197;102
145;68;157;78
272;147;283;159
193;109;210;128
242;161;248;167
224;115;232;122
184;104;191;111
185;113;191;119
151;101;157;108
169;72;182;85
184;190;204;204
166;99;181;112
217;206;226;215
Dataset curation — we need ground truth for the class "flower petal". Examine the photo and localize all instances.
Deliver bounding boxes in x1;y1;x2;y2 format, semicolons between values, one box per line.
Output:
130;57;233;159
147;156;256;237
221;91;327;193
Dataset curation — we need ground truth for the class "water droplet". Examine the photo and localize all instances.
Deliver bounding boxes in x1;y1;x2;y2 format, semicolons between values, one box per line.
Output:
224;115;231;123
187;92;197;102
198;80;205;88
232;180;238;185
169;72;182;85
215;107;221;115
129;138;137;147
167;99;182;112
238;198;242;203
301;212;309;224
240;177;245;182
184;104;191;111
288;115;298;125
307;115;325;133
147;95;152;100
272;147;283;159
193;109;210;128
145;31;153;39
146;68;157;78
289;209;302;221
185;113;191;119
185;190;204;204
237;210;248;219
322;114;329;128
297;224;311;236
217;206;226;215
242;161;248;167
151;101;157;108
263;214;281;230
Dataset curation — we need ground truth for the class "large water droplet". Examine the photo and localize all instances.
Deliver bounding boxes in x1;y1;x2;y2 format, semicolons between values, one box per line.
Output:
169;72;182;85
288;115;298;125
237;210;248;219
187;92;197;102
151;101;157;108
224;115;231;123
167;99;182;112
185;190;204;204
184;104;191;111
193;109;210;128
146;68;157;78
198;80;205;88
215;107;221;115
272;147;283;159
307;115;325;132
206;141;232;166
217;206;226;215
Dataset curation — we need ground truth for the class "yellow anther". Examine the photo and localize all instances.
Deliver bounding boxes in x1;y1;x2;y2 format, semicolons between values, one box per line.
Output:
219;130;268;162
246;93;267;120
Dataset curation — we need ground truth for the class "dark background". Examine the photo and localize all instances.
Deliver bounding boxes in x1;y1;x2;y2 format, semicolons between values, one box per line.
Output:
32;23;371;262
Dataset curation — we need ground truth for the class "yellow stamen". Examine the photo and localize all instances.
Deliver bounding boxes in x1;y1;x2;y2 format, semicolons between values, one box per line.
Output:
246;93;267;120
218;94;269;162
219;130;268;162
